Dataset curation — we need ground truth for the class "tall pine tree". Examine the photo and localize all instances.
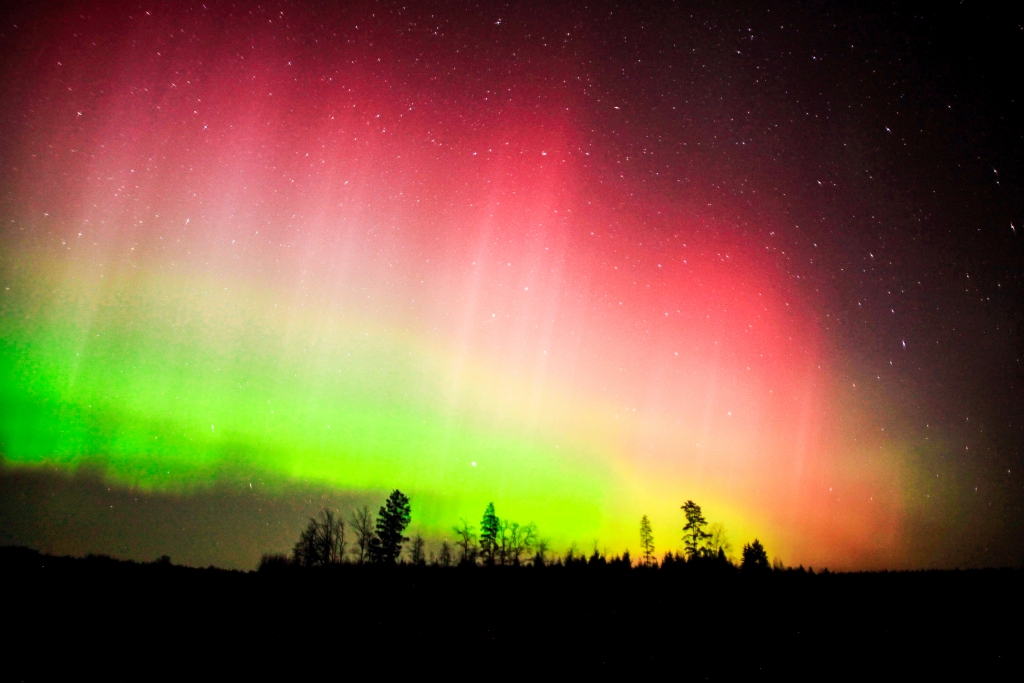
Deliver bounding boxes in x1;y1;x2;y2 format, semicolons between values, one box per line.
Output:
681;500;710;560
639;515;656;567
370;490;412;564
479;502;500;565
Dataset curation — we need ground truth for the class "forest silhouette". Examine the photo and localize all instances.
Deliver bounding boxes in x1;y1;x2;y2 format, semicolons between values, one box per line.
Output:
3;488;1021;676
259;490;780;576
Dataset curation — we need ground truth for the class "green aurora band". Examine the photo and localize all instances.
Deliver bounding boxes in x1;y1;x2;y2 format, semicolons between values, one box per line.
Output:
1;254;611;541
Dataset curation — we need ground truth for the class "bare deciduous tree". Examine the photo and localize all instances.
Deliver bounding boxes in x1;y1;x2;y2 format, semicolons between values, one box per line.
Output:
350;504;375;564
323;509;346;564
292;508;345;567
437;540;454;567
452;518;478;565
707;522;732;561
506;522;537;566
497;519;510;566
409;533;426;565
293;523;318;568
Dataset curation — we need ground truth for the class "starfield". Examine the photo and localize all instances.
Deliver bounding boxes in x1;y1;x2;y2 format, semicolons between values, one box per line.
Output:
1;0;1023;674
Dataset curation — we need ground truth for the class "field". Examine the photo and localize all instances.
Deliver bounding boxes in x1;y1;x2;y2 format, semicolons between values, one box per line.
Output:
3;546;1021;677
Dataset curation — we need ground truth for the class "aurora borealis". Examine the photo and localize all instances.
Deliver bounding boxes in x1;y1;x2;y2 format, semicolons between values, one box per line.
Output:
2;1;1022;570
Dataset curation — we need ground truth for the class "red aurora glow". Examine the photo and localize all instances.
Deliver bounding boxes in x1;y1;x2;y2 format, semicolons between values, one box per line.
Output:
1;3;910;568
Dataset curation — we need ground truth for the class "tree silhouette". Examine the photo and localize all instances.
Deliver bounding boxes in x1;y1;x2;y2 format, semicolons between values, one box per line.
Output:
370;490;412;564
532;538;550;567
323;509;346;564
506;522;537;566
564;542;582;566
639;515;656;567
707;522;732;562
497;519;513;565
350;504;375;564
741;539;771;573
612;549;632;568
408;533;426;566
292;508;346;567
681;500;711;560
258;553;291;571
479;502;500;565
293;522;317;567
436;540;454;567
452;518;478;566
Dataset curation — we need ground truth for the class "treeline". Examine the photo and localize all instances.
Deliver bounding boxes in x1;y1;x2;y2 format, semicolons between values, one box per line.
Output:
261;491;778;573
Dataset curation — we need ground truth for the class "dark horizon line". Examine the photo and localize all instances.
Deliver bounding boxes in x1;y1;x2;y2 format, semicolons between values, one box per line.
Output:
4;545;1021;575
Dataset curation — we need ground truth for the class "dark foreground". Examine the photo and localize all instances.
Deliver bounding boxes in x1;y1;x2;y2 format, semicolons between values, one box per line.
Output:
3;547;1021;678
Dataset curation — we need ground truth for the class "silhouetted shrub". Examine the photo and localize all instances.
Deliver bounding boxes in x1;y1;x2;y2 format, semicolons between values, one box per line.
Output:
259;553;293;572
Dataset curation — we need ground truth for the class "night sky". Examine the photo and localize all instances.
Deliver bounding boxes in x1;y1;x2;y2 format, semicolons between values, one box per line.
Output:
1;1;1022;570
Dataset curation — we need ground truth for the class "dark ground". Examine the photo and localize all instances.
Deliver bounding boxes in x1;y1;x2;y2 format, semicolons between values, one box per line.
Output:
2;546;1021;678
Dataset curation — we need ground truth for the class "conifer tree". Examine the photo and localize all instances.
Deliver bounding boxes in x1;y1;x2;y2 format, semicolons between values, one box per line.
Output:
532;538;550;567
370;490;412;564
479;502;500;565
741;539;771;573
681;500;711;560
639;515;656;567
